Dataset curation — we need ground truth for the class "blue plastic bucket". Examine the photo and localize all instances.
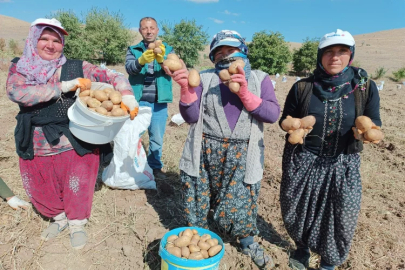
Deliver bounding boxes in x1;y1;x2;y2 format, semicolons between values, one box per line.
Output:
159;227;225;270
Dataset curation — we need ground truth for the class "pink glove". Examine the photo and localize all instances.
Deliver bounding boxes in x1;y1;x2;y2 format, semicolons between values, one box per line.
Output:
164;59;197;104
231;66;262;111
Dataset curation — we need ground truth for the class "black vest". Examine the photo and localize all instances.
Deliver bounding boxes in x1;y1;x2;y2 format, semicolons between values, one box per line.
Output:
296;75;370;154
11;58;111;161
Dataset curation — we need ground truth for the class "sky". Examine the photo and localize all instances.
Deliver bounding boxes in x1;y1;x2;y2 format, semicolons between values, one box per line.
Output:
0;0;404;43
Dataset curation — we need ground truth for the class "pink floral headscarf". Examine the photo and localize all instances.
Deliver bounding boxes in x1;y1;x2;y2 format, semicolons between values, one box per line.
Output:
16;25;67;85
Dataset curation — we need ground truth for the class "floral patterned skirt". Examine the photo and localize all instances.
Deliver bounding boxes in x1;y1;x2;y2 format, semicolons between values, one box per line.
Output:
180;134;261;239
280;143;362;265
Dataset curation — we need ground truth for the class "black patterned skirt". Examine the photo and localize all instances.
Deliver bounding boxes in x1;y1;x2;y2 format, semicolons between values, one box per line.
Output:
180;134;261;238
280;143;362;265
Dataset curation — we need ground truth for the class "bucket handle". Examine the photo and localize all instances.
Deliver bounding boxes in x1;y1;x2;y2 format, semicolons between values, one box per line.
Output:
70;119;114;128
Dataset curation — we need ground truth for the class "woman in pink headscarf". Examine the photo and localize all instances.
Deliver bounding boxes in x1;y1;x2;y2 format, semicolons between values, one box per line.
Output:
6;18;138;250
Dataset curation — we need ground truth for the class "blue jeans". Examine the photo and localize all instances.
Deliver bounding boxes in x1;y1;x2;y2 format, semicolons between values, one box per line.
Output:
139;101;168;170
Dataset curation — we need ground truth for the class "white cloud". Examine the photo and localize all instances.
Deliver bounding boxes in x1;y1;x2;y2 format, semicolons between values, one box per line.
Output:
209;17;224;24
222;10;239;16
131;27;139;32
0;0;12;2
186;0;219;3
240;21;246;24
232;20;237;24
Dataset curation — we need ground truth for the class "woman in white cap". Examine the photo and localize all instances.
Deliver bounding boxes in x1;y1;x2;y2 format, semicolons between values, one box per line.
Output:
6;18;138;249
164;30;280;269
279;29;381;269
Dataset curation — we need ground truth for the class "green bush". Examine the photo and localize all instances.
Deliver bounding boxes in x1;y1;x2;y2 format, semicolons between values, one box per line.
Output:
248;31;291;75
160;19;209;68
51;8;134;64
0;38;6;51
392;67;405;82
292;38;319;76
372;67;387;80
8;39;22;56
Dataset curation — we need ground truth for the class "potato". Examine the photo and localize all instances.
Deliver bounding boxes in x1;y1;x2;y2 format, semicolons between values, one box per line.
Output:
182;229;193;238
166;243;175;248
80;96;91;104
188;244;200;253
206;239;218;247
89;90;95;98
188;69;201;87
167;247;181;258
219;69;231;81
154;47;162;54
174;236;191;247
300;115;316;130
155;40;162;47
355;116;374;134
197;249;207;259
181;247;190;258
228;82;240;93
79;90;90;97
94;91;109;102
95;107;108;115
101;100;114;111
197;241;211;251
103;88;114;96
86;98;101;108
167;235;179;243
208;245;222;257
188;252;204;260
228;59;245;74
200;234;211;242
288;128;306;145
109;91;122;105
148;43;156;50
112;105;121;110
192;229;198;235
167;54;180;62
281;116;301;132
364;129;384;143
111;108;126;117
163;59;182;72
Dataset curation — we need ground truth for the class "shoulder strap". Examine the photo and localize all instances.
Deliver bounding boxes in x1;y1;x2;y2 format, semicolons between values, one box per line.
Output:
297;76;314;118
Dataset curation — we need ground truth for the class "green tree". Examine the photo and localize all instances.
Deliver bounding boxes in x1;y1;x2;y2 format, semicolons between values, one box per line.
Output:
85;8;134;64
51;10;92;61
248;31;291;74
160;19;209;68
292;38;319;75
51;8;134;64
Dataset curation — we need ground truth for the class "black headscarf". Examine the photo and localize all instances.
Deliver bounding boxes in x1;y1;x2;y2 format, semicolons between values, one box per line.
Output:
312;45;368;101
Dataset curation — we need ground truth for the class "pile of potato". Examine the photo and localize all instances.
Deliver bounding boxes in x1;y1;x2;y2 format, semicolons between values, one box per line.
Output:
218;59;245;93
165;228;223;260
281;115;316;144
161;53;201;88
79;88;127;117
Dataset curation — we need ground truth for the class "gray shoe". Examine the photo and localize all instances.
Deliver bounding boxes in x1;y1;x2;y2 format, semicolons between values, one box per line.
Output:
241;242;275;269
41;223;68;241
70;229;87;250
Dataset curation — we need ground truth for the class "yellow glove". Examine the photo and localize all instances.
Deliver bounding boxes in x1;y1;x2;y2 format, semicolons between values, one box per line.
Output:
155;44;166;64
138;50;155;65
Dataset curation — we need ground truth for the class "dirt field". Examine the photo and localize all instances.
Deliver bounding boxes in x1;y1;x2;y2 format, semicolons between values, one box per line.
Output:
1;15;405;270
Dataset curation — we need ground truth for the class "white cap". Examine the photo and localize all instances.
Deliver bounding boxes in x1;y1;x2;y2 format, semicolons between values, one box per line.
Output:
31;18;68;35
318;29;354;49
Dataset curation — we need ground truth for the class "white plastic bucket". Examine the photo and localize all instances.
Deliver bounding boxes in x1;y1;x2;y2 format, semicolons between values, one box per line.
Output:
67;83;129;144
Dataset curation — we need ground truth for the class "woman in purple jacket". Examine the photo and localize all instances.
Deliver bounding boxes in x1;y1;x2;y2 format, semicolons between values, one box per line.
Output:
164;30;280;269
